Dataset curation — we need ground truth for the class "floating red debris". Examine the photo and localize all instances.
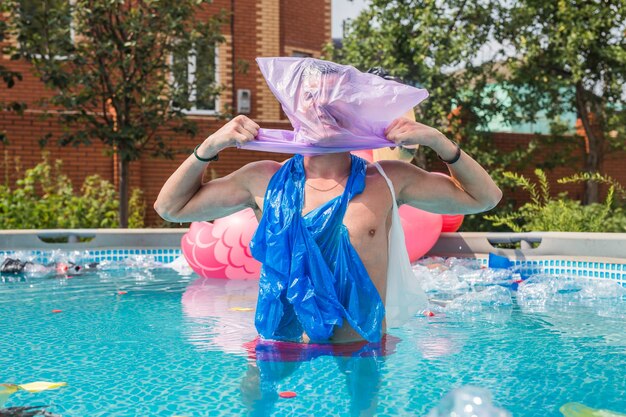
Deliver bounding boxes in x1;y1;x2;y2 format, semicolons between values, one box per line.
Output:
117;291;128;295
52;309;62;313
424;311;435;317
279;391;297;398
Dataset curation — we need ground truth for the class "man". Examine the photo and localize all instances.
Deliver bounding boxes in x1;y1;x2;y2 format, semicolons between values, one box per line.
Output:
154;64;502;345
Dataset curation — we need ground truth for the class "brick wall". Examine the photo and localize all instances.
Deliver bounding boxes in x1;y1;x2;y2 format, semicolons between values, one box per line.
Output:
1;2;330;227
281;0;331;54
491;132;588;205
256;0;282;121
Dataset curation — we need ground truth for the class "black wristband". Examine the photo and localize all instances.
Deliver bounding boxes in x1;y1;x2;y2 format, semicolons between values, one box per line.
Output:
193;144;219;162
438;141;461;164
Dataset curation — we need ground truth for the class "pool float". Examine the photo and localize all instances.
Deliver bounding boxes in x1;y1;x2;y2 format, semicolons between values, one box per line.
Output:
1;381;66;407
181;208;261;280
430;172;465;233
560;403;626;417
398;205;443;262
441;213;464;232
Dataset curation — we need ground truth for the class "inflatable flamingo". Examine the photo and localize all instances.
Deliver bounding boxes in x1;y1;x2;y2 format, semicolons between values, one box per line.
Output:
181;208;261;280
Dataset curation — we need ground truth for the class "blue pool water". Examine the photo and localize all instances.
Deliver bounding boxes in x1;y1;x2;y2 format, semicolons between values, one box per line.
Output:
1;254;625;417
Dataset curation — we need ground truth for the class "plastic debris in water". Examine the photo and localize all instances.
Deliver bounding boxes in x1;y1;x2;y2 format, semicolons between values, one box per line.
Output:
278;391;297;399
0;382;66;409
0;384;19;407
426;386;511;417
0;405;60;416
518;275;626;304
560;402;626;417
229;307;254;312
15;382;66;393
446;286;513;313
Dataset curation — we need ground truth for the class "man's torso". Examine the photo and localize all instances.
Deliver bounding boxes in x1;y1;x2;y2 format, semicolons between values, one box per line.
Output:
249;160;397;343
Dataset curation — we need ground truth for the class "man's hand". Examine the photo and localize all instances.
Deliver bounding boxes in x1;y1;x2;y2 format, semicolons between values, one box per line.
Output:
196;115;260;159
384;117;458;161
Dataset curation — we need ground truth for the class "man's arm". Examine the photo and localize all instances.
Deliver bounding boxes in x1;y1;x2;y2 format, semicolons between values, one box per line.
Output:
384;117;502;214
153;115;276;222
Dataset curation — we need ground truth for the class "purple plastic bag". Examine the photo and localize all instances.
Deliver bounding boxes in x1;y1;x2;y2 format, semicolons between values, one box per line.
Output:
240;57;429;155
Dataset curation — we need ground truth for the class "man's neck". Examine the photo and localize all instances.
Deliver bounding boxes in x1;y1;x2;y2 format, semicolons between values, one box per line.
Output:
303;152;352;179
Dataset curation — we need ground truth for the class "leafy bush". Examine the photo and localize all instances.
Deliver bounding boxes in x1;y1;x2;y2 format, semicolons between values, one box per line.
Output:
484;169;626;232
0;154;145;229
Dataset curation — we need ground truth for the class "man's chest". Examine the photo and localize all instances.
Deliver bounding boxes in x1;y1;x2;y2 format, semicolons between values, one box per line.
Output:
253;168;396;240
301;173;394;247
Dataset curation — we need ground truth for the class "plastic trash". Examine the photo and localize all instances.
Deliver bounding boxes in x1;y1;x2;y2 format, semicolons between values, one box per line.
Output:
560;402;626;417
250;155;385;342
241;57;429;155
446;286;513;312
427;385;511;417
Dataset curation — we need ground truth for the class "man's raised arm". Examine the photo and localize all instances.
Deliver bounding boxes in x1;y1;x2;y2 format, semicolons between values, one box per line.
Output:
384;117;503;214
153;115;265;223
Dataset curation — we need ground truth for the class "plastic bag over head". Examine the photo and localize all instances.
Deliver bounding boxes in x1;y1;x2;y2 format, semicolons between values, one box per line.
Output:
240;57;429;155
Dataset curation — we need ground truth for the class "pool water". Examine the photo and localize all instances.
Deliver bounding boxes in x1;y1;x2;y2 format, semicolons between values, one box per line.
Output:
1;257;625;417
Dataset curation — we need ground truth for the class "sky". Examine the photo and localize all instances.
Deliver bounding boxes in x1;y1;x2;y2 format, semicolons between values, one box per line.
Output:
332;0;369;39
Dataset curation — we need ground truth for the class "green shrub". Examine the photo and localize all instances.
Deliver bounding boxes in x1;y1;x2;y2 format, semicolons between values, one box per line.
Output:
485;169;626;232
128;188;145;229
0;154;145;229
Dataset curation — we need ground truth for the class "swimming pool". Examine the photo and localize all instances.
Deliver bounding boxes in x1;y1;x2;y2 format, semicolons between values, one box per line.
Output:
1;247;625;417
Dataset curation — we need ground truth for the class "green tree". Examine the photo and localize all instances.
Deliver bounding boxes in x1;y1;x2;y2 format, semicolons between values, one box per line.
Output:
2;0;227;226
328;0;533;176
495;0;626;204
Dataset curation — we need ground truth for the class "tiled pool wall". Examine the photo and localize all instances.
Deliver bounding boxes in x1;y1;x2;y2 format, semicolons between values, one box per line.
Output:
1;249;625;285
0;248;183;265
475;256;626;285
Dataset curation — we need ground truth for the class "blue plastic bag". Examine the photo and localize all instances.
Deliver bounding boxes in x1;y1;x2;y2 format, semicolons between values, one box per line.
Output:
250;154;385;342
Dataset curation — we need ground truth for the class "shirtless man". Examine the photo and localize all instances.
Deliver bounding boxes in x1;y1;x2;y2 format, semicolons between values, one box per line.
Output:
154;110;502;343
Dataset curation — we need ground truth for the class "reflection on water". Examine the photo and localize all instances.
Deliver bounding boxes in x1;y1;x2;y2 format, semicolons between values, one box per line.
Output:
181;277;259;355
181;277;393;416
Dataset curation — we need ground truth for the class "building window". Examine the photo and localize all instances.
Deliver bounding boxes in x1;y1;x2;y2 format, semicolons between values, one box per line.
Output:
18;0;74;58
172;41;219;114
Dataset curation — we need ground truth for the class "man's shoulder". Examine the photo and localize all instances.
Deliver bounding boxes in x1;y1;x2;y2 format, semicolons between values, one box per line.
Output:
367;160;430;198
237;159;282;179
370;159;425;178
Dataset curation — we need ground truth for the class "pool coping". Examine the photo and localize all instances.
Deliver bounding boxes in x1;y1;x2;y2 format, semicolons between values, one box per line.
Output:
2;229;626;259
0;229;186;250
0;228;626;252
428;232;626;262
2;230;626;284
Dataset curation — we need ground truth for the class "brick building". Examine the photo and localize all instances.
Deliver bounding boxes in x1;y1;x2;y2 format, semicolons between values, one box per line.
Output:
1;0;331;226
